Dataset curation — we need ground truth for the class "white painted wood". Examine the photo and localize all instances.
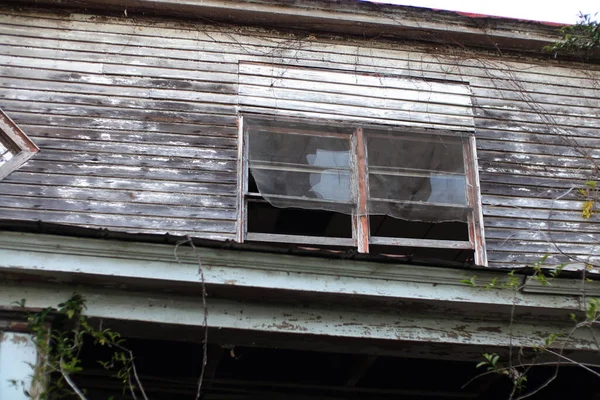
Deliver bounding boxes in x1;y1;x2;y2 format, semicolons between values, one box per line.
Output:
0;281;597;351
0;232;593;310
0;332;39;400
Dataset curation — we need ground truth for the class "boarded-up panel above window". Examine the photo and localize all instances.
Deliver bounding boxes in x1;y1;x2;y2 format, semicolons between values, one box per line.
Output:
238;62;474;131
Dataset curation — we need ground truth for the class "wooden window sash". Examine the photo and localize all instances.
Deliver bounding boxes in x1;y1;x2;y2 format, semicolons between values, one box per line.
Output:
352;127;369;253
236;115;248;243
240;115;486;264
369;198;471;210
249;161;350;174
369;166;466;178
247;232;354;247
369;236;473;250
252;127;351;139
0;110;39;181
463;135;488;266
246;192;354;208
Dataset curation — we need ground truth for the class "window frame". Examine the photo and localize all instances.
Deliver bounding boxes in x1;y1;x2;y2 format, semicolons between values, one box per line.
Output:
236;115;487;266
0;109;39;180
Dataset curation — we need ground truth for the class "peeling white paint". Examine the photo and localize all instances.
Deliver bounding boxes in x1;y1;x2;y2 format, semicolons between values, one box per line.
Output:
0;332;38;400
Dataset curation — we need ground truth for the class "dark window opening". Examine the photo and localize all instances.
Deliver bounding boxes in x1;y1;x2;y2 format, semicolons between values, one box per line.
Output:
248;201;353;238
369;216;469;241
247;170;353;239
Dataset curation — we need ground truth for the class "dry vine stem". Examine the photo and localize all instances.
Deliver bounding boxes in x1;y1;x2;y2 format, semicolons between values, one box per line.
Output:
174;235;209;400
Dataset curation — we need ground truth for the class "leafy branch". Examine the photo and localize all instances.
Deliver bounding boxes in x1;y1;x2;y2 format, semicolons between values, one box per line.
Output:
22;294;148;400
545;13;600;56
459;255;600;398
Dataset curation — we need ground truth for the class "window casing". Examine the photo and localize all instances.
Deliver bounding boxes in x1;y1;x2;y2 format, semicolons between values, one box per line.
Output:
0;110;39;180
237;115;487;266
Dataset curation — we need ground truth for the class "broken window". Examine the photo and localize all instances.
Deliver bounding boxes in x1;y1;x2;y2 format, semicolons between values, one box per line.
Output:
0;110;39;180
239;116;486;266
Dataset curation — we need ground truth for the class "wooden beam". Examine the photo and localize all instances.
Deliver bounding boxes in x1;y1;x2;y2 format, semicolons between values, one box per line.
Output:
10;0;563;56
0;281;598;351
0;231;595;313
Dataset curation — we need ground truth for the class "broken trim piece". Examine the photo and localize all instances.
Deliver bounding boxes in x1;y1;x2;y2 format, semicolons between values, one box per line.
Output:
0;110;39;181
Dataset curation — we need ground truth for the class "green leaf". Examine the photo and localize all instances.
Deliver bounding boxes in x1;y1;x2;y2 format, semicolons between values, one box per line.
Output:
570;313;577;322
460;276;477;287
491;354;499;366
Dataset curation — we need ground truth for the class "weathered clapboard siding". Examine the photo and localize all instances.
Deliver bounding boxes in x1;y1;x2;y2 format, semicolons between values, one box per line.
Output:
0;10;243;239
0;7;599;268
0;13;597;94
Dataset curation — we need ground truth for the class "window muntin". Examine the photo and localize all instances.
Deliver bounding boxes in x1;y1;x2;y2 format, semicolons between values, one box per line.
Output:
0;110;39;181
241;116;486;265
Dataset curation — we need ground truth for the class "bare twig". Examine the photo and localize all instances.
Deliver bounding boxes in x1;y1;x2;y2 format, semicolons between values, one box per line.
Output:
111;343;149;400
59;358;88;400
174;235;209;400
544;349;600;379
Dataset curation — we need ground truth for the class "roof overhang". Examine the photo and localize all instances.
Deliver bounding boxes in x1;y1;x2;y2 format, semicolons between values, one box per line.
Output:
1;231;599;356
10;0;568;56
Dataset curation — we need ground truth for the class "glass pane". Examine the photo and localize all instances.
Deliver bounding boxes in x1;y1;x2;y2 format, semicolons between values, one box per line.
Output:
366;131;465;174
369;174;467;205
365;129;469;223
250;169;352;203
246;118;353;214
248;119;351;169
369;199;469;222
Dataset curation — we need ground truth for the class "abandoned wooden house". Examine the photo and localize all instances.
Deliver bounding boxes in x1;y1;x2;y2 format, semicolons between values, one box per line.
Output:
0;0;599;399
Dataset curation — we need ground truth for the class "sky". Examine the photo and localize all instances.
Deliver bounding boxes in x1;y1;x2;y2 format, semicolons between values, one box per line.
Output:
365;0;598;24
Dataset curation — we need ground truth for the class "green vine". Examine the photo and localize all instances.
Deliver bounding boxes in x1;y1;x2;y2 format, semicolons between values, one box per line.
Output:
545;13;600;56
19;294;147;400
461;262;600;398
578;180;598;219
